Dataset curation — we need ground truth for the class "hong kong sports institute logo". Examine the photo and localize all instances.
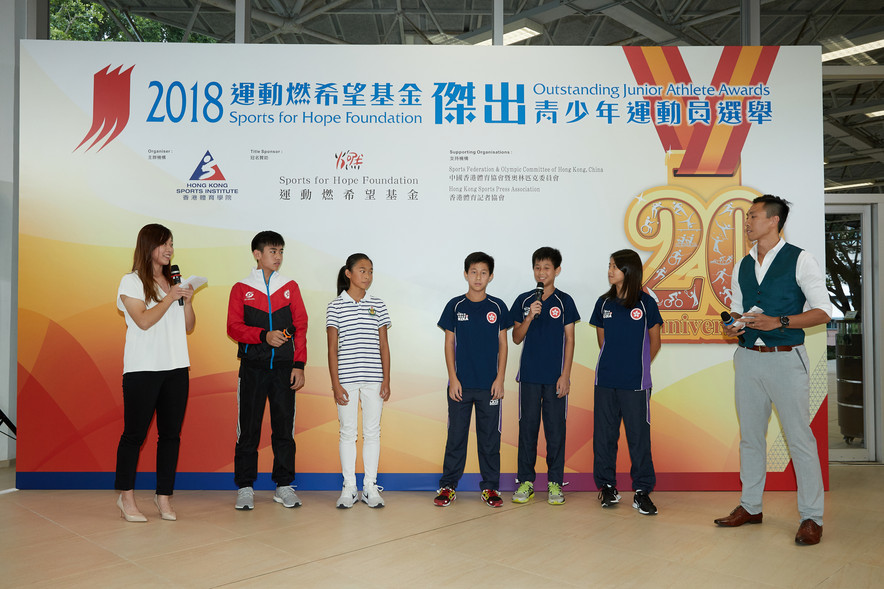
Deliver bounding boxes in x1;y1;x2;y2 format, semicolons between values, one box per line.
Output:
190;150;226;181
75;65;134;152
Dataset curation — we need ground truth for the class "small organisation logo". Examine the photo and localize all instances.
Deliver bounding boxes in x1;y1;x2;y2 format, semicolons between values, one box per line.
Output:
190;150;226;181
550;307;562;319
335;150;364;170
630;308;644;320
75;65;135;152
179;150;238;201
486;312;498;324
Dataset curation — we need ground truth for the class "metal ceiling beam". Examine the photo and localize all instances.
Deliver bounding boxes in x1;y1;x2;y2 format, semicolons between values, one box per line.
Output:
181;0;202;42
824;120;884;166
823;66;884;81
200;0;350;44
461;0;703;46
826;100;884;118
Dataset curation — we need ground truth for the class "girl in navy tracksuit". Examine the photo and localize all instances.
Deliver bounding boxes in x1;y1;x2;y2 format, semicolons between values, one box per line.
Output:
589;249;662;515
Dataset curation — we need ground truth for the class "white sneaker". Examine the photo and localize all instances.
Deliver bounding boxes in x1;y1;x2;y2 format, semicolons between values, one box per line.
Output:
336;485;358;509
235;486;254;510
361;482;385;508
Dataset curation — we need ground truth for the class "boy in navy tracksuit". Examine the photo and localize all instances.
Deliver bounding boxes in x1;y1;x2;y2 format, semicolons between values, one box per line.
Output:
510;247;579;505
434;252;513;508
227;231;308;510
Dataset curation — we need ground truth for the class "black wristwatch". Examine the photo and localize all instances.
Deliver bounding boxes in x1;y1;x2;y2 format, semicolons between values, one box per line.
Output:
779;316;790;328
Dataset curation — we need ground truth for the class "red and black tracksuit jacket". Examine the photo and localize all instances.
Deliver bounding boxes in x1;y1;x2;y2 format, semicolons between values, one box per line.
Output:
227;268;308;369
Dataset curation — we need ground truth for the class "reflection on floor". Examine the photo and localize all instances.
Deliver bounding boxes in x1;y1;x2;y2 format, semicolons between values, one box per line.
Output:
1;463;883;588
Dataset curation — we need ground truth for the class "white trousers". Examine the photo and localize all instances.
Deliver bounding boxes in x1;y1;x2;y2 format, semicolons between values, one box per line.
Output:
338;381;384;488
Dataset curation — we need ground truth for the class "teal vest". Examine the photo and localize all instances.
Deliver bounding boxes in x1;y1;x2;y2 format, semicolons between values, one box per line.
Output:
737;243;806;347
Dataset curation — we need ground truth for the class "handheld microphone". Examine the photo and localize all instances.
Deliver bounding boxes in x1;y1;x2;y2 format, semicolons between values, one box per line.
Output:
170;265;184;306
720;311;744;344
534;281;543;318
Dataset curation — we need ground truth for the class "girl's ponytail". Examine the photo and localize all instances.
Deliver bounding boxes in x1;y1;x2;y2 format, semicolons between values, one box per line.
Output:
336;265;350;295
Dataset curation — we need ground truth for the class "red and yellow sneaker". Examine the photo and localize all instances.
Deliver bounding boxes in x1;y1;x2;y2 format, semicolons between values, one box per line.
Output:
434;487;456;507
482;489;503;508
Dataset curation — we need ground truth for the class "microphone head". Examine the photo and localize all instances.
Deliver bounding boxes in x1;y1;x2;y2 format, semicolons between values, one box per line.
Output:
720;311;731;322
536;281;544;289
170;264;181;277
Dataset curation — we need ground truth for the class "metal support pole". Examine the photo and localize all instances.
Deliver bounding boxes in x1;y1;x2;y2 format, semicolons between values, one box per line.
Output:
493;0;503;46
25;0;48;40
740;0;761;46
235;0;251;43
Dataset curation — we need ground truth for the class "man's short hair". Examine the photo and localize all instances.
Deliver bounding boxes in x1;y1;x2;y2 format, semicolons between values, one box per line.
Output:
464;251;494;274
251;230;285;252
753;194;791;232
532;246;562;269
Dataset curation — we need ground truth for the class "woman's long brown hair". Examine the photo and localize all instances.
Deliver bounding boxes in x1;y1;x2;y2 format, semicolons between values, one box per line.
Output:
131;223;173;304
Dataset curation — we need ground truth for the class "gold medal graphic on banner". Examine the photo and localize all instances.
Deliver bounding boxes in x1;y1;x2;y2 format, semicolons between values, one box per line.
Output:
622;46;779;343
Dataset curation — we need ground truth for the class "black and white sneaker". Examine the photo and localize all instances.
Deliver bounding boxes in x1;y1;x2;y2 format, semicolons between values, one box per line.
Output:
598;484;621;508
633;491;657;515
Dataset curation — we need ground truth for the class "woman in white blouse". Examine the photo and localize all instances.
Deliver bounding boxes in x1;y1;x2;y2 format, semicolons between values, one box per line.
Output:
115;224;195;522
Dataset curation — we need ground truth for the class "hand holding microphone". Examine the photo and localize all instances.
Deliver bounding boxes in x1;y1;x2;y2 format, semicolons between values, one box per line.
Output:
170;265;185;306
720;311;744;344
533;281;544;318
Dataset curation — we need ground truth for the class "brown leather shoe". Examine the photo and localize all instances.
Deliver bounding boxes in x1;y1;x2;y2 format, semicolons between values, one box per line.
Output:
713;505;763;527
795;519;822;545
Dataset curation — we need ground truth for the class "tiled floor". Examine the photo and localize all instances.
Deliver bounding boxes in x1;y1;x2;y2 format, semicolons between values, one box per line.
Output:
1;463;882;588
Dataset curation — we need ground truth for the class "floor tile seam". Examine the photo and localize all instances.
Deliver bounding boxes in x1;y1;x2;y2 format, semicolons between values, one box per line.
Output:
685;555;845;588
34;560;181;587
212;503;539;584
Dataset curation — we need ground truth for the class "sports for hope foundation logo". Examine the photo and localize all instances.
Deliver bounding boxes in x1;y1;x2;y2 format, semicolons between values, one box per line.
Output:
75;65;134;152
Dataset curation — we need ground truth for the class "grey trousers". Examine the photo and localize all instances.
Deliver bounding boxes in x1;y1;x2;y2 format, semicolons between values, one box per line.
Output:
734;345;824;525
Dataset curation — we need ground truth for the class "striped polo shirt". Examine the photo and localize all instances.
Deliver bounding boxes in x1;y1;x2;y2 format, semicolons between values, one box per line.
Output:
326;291;392;384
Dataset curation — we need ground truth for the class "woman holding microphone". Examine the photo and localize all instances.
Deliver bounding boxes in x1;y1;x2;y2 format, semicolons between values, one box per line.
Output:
115;223;196;522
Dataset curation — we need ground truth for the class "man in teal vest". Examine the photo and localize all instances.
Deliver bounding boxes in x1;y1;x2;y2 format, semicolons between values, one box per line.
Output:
714;195;831;546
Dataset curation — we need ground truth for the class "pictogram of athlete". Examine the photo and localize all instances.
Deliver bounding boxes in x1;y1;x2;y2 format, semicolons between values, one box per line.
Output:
668;249;683;265
680;212;697;230
662;292;683;308
640;216;656;235
713;268;730;285
715;220;732;237
650;201;664;219
716;202;735;216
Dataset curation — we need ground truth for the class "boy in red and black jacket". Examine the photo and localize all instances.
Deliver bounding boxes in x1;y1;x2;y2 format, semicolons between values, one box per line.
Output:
227;231;308;510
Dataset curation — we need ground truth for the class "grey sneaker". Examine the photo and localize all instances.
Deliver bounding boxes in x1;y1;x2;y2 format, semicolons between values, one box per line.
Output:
336;485;358;509
361;482;385;508
273;485;302;508
512;481;534;503
235;486;254;510
548;482;565;505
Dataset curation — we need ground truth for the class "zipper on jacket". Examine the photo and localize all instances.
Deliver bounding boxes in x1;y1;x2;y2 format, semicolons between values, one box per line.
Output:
264;272;275;369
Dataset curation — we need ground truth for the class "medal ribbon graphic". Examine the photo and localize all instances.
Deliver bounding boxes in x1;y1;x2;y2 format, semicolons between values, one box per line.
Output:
621;47;779;342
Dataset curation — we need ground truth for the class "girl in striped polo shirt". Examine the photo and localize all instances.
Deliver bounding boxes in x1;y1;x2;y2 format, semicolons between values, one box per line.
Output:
327;253;392;508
